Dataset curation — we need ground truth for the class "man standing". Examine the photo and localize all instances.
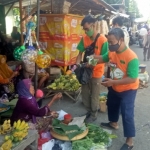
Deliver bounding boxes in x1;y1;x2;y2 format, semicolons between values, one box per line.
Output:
93;28;139;150
112;16;129;47
76;15;108;122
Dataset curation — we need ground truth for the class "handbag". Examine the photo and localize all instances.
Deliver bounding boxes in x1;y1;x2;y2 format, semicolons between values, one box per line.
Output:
83;33;100;62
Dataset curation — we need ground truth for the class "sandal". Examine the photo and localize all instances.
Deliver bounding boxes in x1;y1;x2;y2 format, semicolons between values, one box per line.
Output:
120;143;134;150
100;122;119;130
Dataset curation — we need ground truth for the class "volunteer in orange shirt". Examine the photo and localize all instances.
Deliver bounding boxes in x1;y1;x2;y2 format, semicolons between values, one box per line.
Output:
76;15;108;122
93;28;139;150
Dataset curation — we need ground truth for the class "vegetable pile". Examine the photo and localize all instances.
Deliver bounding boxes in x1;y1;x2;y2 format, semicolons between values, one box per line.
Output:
46;74;81;91
72;124;117;150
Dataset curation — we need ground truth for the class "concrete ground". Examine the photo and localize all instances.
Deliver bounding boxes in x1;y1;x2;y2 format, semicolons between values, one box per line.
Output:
42;45;150;150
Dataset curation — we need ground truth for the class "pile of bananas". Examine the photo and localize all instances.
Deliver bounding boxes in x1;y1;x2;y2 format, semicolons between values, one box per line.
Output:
12;120;29;142
0;120;12;135
46;74;81;91
0;120;29;150
0;139;12;150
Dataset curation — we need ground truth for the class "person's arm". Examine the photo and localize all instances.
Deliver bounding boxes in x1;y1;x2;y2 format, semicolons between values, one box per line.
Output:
76;38;85;64
102;58;139;87
47;93;62;107
100;41;108;55
94;51;109;63
21;98;49;117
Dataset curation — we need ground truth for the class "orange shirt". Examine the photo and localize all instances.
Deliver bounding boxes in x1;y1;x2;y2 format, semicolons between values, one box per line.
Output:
83;34;108;78
108;48;139;92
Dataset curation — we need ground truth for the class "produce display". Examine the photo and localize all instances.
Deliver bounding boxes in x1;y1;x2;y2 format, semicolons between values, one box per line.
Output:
46;74;81;91
0;120;29;150
72;124;117;150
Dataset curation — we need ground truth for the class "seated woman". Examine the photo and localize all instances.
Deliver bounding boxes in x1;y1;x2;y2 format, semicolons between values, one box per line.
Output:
0;55;22;97
11;79;62;130
23;62;50;88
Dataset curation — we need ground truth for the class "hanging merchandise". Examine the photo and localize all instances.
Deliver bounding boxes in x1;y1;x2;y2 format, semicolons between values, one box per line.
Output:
13;45;26;60
21;46;37;64
36;50;51;68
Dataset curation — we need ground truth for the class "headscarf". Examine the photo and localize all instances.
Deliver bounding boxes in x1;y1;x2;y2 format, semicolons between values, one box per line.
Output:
0;55;13;79
17;79;32;98
17;79;37;123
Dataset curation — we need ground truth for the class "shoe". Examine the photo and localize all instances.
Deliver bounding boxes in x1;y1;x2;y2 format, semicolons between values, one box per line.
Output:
85;116;97;123
120;143;134;150
100;122;119;130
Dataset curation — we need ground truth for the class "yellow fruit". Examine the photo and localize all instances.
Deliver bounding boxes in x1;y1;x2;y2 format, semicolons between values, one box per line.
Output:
19;121;26;130
1;140;12;150
7;120;10;124
4;135;10;141
16;120;21;130
13;122;17;128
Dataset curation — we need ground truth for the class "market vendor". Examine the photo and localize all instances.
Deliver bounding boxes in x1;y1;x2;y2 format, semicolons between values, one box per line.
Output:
11;26;21;43
92;28;139;150
0;55;23;98
11;79;62;128
76;15;108;122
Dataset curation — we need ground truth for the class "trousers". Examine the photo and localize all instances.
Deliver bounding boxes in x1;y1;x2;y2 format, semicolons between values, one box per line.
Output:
107;87;137;137
82;77;101;118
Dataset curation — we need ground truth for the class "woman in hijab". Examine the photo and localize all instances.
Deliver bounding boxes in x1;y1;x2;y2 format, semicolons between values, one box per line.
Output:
11;79;62;128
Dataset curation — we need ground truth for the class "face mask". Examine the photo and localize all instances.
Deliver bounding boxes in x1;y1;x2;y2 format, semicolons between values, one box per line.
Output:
86;27;94;37
109;43;120;52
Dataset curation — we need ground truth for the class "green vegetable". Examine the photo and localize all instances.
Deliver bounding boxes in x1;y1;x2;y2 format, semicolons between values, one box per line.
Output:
87;124;110;145
72;139;93;150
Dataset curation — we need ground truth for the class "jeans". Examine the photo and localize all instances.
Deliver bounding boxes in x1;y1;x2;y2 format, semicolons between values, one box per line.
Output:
107;87;137;137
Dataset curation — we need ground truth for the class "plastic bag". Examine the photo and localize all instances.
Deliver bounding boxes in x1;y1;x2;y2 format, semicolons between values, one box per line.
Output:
42;139;55;150
74;64;93;84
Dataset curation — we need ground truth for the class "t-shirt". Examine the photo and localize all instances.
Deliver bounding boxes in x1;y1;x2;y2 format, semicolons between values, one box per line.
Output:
102;47;139;92
77;34;108;78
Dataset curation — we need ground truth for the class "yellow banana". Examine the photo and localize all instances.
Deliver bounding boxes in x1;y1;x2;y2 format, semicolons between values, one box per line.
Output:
16;120;21;130
13;122;17;128
1;139;12;150
19;121;26;130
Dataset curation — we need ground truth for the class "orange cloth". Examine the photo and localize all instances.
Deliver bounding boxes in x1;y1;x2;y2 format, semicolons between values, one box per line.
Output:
0;55;13;84
109;49;139;92
83;34;107;78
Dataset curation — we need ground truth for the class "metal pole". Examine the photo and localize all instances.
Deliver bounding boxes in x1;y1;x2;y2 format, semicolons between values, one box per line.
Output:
19;0;23;45
34;0;40;91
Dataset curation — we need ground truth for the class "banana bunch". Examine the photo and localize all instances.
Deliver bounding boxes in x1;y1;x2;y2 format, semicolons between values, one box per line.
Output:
12;120;29;142
0;120;12;135
0;139;12;150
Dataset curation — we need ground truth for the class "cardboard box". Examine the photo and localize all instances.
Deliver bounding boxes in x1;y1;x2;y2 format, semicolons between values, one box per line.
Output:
99;101;107;112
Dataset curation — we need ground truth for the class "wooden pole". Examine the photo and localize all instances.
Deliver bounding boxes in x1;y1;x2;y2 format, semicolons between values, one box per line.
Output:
19;0;23;45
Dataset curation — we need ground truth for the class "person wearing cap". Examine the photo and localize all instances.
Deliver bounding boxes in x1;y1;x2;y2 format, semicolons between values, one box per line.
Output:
92;28;139;150
76;15;108;122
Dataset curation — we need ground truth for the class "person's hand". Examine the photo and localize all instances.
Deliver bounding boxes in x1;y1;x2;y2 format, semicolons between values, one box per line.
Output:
13;71;19;77
101;78;114;87
52;93;62;101
50;111;59;118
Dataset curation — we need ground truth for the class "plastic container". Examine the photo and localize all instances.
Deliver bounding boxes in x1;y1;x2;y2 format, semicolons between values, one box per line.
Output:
139;64;146;73
63;114;72;124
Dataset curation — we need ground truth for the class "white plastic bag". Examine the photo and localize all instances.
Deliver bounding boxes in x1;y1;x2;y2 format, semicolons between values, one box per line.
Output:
42;139;55;150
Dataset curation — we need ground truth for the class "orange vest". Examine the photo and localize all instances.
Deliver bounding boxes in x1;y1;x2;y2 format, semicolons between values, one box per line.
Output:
83;34;107;78
109;48;139;92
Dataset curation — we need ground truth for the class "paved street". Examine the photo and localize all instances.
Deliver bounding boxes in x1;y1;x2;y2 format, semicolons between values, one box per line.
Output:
43;45;150;150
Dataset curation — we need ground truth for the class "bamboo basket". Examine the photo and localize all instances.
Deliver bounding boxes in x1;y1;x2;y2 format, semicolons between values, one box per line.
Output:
50;128;88;141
